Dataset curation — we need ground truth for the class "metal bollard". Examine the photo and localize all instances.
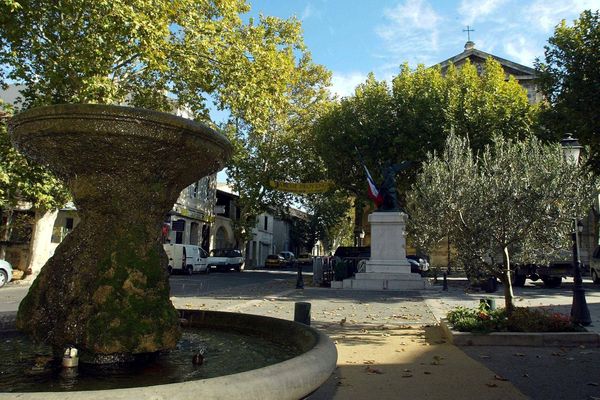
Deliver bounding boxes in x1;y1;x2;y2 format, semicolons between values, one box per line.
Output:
442;272;448;291
294;302;311;325
295;261;304;289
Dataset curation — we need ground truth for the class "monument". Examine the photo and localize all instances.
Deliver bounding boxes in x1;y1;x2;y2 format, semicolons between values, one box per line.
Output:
333;162;427;290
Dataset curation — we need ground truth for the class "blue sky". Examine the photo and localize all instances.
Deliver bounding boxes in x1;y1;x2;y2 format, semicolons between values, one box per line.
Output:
248;0;600;97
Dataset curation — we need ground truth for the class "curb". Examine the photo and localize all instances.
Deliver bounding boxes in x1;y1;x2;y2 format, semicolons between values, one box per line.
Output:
440;319;600;347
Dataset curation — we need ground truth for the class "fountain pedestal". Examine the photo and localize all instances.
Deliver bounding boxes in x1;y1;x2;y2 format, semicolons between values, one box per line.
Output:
9;104;232;361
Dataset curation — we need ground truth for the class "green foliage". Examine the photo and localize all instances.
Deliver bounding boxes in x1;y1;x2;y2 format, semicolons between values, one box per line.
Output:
313;59;537;205
535;10;600;171
447;303;506;333
0;103;69;211
0;0;337;250
221;52;333;247
0;0;313;131
408;133;597;310
447;305;584;333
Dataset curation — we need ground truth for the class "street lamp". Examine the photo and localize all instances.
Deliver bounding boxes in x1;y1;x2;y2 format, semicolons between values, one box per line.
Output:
560;133;591;326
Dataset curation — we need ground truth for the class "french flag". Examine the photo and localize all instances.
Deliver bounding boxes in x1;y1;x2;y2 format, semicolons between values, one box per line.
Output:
363;164;383;207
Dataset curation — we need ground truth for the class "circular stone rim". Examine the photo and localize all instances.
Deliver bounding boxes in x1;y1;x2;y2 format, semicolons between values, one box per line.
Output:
0;310;338;400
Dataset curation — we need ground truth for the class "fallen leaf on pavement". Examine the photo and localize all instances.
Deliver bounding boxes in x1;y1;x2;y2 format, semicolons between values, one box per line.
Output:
365;366;383;374
401;372;412;378
513;353;525;357
494;375;508;381
486;383;498;388
424;371;431;375
363;360;375;365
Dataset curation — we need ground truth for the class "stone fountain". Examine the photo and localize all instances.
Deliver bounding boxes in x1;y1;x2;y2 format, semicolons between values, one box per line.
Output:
9;104;232;362
5;105;337;399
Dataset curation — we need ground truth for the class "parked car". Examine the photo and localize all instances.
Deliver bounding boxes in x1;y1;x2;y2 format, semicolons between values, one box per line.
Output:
278;251;296;266
333;247;429;277
0;260;12;288
297;253;313;265
265;254;286;268
163;244;209;275
207;249;245;272
406;255;430;276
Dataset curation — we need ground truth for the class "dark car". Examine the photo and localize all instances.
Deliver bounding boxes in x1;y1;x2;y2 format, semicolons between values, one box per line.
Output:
333;246;429;275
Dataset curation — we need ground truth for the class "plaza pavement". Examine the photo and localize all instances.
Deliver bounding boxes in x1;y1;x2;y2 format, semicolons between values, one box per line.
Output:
169;274;600;400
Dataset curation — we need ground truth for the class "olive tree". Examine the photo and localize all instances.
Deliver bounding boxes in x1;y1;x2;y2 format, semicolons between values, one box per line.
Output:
407;134;596;311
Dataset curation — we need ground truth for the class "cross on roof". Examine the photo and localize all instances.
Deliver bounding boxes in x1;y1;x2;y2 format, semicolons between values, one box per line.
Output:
463;25;474;41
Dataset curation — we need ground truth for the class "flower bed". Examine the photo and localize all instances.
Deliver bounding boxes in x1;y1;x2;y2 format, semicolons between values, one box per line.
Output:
446;303;585;333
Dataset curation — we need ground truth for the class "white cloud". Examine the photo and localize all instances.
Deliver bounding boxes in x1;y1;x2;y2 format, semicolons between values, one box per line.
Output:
459;0;508;25
329;71;368;98
375;0;443;66
301;3;314;20
525;0;600;32
503;36;539;66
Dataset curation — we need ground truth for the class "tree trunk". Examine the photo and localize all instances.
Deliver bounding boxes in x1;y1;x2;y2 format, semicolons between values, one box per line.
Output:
0;208;14;260
501;246;515;313
25;208;58;279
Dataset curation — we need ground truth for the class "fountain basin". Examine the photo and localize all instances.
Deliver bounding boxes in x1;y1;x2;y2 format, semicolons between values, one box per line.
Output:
0;309;338;400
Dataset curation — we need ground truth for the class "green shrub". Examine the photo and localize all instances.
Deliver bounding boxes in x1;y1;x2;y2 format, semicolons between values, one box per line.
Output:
446;305;584;333
446;303;507;333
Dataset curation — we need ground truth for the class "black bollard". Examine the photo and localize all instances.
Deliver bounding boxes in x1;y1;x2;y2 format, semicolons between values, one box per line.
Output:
442;272;448;291
294;302;311;325
295;261;304;289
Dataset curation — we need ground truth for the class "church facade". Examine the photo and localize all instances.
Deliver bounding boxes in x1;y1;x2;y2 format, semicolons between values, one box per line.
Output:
436;40;542;104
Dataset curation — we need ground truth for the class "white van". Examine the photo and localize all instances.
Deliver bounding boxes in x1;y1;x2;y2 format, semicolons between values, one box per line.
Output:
163;244;209;275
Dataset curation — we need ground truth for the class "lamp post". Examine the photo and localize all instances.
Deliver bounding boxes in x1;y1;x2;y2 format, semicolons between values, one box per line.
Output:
560;133;591;326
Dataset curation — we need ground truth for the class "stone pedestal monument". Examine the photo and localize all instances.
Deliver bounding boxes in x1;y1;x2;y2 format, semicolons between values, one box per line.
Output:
353;212;426;289
331;160;426;289
332;212;427;290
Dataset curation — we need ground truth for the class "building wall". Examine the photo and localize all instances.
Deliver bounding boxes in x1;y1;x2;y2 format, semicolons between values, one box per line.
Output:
246;213;274;268
272;217;290;254
165;174;217;250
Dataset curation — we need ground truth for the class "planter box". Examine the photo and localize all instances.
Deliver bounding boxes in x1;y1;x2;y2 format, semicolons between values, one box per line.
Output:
440;319;600;347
